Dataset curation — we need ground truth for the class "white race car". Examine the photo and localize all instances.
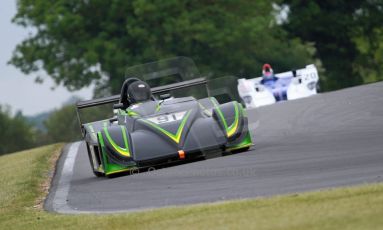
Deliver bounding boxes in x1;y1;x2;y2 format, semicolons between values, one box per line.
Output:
237;64;319;108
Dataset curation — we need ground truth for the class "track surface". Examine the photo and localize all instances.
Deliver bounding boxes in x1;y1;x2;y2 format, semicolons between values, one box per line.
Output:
46;82;383;213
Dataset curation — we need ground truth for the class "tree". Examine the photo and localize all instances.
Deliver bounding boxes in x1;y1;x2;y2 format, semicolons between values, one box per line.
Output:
282;0;383;91
0;105;35;155
44;103;112;143
11;0;317;95
44;105;82;142
352;1;383;84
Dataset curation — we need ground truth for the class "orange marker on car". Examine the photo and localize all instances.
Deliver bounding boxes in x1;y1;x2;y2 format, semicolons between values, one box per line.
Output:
178;150;185;159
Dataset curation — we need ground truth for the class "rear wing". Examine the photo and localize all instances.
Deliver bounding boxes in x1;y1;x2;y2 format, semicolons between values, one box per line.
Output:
75;77;209;133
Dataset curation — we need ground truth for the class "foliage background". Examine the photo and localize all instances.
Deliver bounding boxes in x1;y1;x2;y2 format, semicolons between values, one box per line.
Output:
9;0;318;95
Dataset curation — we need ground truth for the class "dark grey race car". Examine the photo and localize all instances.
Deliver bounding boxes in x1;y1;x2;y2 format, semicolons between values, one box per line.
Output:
76;60;253;177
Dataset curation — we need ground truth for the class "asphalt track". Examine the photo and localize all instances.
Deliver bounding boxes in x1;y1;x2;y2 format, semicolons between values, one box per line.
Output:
45;82;383;213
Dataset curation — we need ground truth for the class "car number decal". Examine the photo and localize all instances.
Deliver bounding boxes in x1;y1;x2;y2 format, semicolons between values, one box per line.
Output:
146;111;187;124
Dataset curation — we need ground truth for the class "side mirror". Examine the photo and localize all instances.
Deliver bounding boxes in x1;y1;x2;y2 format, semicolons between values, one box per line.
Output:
113;103;124;109
159;93;171;100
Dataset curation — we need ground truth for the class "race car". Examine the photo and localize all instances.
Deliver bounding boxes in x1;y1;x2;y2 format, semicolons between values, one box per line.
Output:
237;64;319;108
76;58;252;177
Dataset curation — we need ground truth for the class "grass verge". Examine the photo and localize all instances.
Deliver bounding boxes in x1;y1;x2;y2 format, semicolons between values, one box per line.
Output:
0;144;382;230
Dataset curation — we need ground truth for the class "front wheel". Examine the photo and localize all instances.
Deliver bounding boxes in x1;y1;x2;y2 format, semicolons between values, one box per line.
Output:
231;146;250;154
93;170;104;177
86;143;105;177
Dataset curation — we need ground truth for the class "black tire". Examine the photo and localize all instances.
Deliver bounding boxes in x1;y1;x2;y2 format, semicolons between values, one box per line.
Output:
93;170;104;177
231;146;250;154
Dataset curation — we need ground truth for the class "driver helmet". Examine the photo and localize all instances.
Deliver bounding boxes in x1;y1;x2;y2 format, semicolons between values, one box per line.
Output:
126;80;152;104
262;63;274;79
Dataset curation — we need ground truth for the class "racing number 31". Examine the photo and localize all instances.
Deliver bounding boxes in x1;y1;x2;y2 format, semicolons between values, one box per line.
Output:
156;114;178;124
147;111;187;124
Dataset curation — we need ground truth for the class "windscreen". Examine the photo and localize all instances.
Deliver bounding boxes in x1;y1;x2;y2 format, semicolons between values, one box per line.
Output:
77;57;209;128
125;56;200;86
125;57;207;99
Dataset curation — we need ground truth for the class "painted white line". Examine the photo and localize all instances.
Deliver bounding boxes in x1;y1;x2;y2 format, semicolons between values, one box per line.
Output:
52;141;81;213
49;141;162;214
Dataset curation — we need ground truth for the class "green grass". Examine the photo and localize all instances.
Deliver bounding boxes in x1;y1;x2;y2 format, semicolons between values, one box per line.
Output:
0;144;382;230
